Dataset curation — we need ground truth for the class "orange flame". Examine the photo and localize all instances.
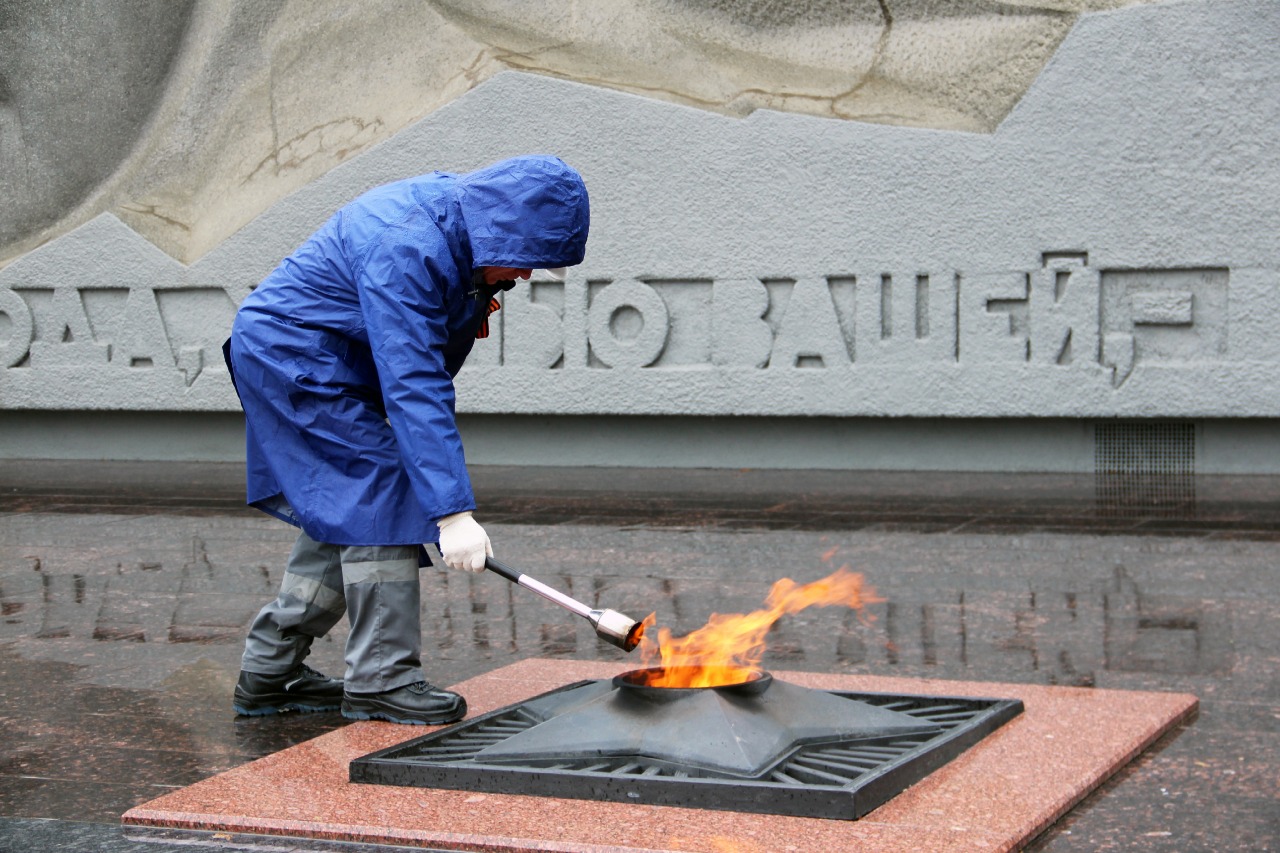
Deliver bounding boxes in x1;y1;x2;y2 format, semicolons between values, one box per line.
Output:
634;566;880;688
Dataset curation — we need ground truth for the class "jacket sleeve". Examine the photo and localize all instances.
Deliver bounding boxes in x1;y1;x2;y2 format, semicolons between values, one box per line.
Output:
355;222;476;525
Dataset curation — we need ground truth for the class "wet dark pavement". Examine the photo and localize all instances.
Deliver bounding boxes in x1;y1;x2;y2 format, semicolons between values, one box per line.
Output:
0;460;1277;852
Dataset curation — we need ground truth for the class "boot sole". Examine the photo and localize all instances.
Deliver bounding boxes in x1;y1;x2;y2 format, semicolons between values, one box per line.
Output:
233;701;342;716
233;691;343;716
341;700;466;726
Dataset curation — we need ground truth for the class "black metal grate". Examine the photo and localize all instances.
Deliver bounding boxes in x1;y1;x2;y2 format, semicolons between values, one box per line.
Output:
351;682;1023;820
1095;421;1196;516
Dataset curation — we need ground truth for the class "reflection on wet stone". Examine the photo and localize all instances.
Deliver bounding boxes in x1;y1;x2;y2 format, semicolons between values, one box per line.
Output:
170;537;274;644
4;530;1242;685
470;601;491;650
352;553;1244;684
36;571;79;639
1;593;23;618
538;623;578;657
993;593;1041;671
759;615;806;662
1103;565;1232;675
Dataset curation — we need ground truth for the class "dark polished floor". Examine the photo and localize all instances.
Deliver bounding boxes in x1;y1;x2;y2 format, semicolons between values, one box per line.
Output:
0;460;1276;852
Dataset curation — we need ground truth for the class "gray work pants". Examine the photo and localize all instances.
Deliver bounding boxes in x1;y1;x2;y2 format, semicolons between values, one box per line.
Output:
240;529;425;694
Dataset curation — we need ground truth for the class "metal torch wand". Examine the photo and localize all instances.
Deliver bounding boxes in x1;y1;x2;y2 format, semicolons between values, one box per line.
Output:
484;557;644;652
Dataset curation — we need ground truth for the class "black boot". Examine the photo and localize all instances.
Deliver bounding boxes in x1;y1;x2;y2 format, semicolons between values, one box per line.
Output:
233;664;344;715
342;681;467;725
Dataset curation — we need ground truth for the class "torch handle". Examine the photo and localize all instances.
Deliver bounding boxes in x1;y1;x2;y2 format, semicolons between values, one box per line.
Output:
483;556;523;584
484;556;593;620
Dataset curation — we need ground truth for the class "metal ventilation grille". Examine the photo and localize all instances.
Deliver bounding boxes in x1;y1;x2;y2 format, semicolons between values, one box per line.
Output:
1095;421;1196;516
352;685;1023;820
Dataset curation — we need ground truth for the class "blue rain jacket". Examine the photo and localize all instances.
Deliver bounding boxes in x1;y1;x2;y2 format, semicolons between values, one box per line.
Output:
226;155;589;545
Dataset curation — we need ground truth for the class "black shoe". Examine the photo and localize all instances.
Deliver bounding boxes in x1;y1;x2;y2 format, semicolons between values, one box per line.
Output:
341;681;467;725
233;664;344;716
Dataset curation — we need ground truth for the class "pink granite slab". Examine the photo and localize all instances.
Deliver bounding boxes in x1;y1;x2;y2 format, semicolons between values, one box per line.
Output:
123;659;1197;852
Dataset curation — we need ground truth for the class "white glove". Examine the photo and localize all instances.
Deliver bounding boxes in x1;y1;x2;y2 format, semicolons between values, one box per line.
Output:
436;511;491;572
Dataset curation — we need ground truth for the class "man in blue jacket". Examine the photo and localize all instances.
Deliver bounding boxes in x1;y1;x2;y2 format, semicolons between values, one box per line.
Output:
225;155;589;725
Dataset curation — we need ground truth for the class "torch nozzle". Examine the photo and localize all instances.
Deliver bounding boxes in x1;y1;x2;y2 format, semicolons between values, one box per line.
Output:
588;608;645;652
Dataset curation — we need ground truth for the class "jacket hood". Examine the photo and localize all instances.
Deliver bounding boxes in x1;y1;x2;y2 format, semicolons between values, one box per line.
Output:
455;155;590;271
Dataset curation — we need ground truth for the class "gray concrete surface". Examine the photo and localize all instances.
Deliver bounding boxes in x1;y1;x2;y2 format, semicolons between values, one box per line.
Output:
6;412;1280;477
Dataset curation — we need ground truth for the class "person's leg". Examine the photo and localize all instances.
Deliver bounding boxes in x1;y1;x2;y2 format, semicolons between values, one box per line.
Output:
336;543;423;692
338;544;466;725
232;530;347;715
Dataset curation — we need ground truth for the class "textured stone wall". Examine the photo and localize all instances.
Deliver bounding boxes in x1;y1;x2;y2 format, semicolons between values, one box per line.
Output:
0;1;1276;452
1;0;1150;267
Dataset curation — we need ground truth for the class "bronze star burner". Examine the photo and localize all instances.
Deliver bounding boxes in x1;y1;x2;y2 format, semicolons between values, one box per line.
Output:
351;668;1023;820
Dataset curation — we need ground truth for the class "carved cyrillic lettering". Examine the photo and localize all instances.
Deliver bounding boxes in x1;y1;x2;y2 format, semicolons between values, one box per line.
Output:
154;287;238;385
857;272;954;364
1031;256;1099;368
1132;292;1194;326
587;279;669;368
1101;268;1228;386
961;273;1029;363
504;280;565;369
1103;332;1136;386
26;287;110;367
0;243;1247;412
0;287;33;368
112;288;172;370
768;277;850;369
711;279;771;368
915;275;929;339
643;280;712;367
